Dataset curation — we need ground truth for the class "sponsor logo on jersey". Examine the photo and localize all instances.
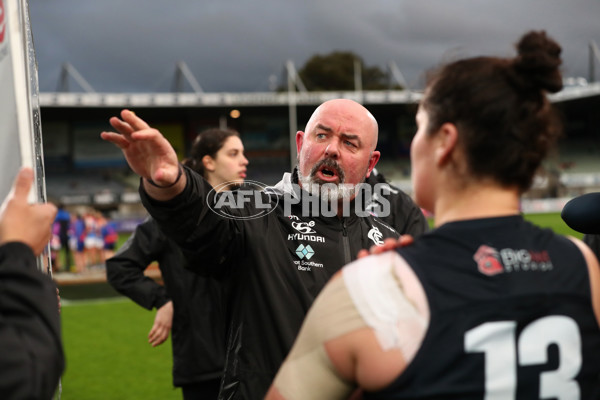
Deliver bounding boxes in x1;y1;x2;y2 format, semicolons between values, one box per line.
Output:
367;226;384;246
473;245;554;275
287;217;326;242
474;245;504;276
295;244;315;260
294;244;324;271
291;221;316;234
288;233;325;242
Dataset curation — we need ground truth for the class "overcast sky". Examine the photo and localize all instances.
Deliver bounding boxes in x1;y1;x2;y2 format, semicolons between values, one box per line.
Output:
28;0;600;93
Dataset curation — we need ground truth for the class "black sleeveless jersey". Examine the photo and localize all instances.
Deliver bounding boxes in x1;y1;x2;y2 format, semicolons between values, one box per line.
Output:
366;215;600;400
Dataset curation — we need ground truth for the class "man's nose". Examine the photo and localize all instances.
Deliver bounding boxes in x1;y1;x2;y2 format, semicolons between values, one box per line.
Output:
325;141;340;158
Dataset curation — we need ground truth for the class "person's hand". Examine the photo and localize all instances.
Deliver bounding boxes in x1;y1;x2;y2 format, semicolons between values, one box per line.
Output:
148;300;173;347
0;168;57;255
100;110;181;188
357;235;415;259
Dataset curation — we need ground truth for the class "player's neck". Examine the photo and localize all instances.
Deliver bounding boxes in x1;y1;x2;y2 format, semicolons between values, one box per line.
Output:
433;184;520;228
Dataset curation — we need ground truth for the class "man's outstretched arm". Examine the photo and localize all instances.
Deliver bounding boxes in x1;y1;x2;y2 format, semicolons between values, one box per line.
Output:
101;109;186;201
103;110;245;276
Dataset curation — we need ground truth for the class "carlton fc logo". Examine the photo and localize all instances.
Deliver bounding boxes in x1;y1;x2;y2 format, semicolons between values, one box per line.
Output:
473;245;504;276
367;226;384;246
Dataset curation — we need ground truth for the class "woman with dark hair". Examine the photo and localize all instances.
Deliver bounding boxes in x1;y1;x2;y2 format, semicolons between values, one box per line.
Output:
106;128;247;399
183;128;247;191
267;31;600;399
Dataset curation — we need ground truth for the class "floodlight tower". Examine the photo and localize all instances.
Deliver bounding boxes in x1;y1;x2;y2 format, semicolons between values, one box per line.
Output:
590;41;600;83
57;63;95;93
286;60;307;169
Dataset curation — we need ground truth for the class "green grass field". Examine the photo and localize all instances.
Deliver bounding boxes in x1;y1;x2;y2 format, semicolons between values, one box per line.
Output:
58;212;581;399
60;299;181;400
523;212;583;239
425;212;583;239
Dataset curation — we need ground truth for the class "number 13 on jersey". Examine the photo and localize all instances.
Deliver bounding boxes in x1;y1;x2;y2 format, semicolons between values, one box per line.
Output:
465;316;581;400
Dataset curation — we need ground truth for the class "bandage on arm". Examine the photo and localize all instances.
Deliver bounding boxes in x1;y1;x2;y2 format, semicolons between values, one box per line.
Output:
272;276;362;400
272;252;429;399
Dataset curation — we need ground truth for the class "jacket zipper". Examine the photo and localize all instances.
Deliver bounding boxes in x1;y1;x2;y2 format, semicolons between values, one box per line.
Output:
341;219;351;264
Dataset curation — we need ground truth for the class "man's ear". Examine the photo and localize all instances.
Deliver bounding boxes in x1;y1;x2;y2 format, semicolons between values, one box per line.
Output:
365;151;381;178
295;131;304;155
435;123;458;167
202;155;215;172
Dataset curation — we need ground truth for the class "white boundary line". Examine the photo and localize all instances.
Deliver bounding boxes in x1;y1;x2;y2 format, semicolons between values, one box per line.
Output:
61;296;129;307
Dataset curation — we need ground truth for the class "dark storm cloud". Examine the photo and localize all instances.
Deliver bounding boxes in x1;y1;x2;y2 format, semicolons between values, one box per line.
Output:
28;0;600;93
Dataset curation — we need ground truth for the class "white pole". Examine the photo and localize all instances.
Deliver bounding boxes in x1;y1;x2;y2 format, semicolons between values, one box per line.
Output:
287;60;298;170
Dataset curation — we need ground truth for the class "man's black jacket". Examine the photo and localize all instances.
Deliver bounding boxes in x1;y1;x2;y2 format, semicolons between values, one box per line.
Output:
141;167;408;399
364;169;429;236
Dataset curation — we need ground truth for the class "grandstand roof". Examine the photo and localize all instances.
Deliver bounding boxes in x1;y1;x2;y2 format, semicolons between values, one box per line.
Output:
39;82;600;108
38;90;421;108
550;81;600;102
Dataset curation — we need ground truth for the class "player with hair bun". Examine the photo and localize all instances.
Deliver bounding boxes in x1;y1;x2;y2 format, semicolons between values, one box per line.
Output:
267;30;600;399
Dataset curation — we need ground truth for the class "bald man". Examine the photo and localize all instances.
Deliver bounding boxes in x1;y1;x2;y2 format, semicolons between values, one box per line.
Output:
102;99;425;399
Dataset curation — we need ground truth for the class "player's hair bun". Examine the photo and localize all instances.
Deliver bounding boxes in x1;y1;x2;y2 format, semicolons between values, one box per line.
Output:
514;31;563;93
